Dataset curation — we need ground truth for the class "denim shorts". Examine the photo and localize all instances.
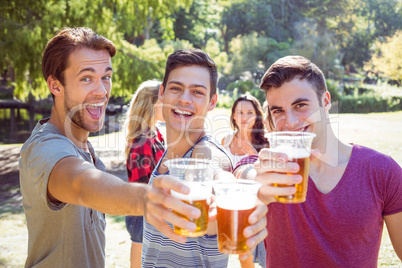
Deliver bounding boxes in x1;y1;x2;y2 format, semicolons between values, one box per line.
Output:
254;241;266;267
125;215;144;243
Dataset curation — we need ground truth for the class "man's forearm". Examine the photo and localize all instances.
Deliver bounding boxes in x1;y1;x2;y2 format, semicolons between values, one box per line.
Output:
77;169;150;216
48;157;149;216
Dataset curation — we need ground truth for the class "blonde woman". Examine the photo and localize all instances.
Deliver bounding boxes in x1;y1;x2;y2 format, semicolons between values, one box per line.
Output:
123;80;165;268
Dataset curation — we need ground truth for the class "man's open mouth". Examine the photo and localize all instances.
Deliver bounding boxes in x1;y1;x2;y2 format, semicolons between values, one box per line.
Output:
173;109;194;117
86;102;104;118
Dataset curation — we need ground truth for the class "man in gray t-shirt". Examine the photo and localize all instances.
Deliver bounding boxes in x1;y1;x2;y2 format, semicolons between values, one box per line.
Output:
20;121;107;267
20;27;216;267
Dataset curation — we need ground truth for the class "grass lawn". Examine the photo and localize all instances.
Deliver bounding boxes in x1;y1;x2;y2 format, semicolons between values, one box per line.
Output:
0;110;401;267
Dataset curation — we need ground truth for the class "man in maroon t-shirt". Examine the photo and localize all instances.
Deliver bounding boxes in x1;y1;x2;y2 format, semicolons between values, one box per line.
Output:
235;56;402;267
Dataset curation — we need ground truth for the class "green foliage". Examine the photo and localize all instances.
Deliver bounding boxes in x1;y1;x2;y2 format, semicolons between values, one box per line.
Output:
338;95;402;113
364;81;402;99
219;0;305;52
364;31;402;84
363;0;402;39
249;88;266;105
339;0;402;68
228;32;289;78
232;87;239;102
1;0;402;105
216;85;266;109
289;20;342;78
173;0;221;48
216;92;234;108
219;0;275;51
112;38;166;97
343;84;373;96
204;39;228;74
341;31;373;67
338;82;402;113
226;79;254;94
161;39;194;53
326;79;341;102
0;0;192;101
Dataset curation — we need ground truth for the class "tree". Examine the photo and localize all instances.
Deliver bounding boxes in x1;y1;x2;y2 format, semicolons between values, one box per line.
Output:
219;0;283;53
227;32;289;78
364;31;402;84
290;20;343;79
337;0;402;68
0;0;191;101
172;0;221;48
204;38;228;74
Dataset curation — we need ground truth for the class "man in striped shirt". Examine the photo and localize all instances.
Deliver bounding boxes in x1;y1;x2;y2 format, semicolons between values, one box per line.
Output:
142;49;268;267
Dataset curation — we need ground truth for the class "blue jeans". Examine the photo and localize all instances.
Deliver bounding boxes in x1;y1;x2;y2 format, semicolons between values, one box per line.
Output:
125;215;144;243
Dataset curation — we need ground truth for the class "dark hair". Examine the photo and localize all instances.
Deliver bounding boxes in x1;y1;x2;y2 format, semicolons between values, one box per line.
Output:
42;27;116;87
230;94;269;152
162;48;218;99
259;56;327;129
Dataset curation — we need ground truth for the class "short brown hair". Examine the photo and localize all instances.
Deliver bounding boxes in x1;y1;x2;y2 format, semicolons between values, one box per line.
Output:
162;49;218;99
260;56;327;129
42;27;116;86
260;56;326;99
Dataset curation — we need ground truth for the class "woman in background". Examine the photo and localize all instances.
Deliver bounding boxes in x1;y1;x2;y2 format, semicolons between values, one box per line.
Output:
123;80;165;268
222;94;268;166
222;94;269;268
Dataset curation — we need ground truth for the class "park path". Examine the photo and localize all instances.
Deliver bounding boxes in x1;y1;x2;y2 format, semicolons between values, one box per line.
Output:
0;131;128;207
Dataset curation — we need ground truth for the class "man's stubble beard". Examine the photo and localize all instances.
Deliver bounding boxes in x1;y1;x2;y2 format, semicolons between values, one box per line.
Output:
64;95;104;133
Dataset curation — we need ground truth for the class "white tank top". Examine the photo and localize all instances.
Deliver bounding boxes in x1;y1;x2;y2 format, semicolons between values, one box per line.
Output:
222;131;248;166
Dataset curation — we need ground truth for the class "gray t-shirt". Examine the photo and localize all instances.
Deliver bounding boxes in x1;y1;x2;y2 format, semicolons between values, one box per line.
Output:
19;119;106;267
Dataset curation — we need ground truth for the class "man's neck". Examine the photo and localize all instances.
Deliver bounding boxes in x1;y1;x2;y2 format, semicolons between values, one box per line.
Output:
310;126;352;170
48;107;90;152
308;126;353;193
165;129;206;159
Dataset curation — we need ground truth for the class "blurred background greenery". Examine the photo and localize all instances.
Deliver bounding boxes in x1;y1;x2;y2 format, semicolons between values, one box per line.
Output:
0;0;401;143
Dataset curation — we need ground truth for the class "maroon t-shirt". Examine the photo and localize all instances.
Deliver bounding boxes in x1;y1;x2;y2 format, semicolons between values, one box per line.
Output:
237;145;402;267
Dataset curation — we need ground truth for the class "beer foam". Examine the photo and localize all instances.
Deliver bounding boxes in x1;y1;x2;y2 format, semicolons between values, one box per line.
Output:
271;146;310;160
171;182;211;201
216;195;257;210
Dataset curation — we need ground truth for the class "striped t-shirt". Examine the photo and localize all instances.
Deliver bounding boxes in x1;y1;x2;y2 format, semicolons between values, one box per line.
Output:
142;135;232;268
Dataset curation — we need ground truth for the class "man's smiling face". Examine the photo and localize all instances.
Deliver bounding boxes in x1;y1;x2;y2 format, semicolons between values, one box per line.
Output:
159;65;217;136
61;47;113;133
266;78;330;147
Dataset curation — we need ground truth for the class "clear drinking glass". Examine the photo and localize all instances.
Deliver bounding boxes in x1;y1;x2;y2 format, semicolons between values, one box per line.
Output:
213;179;261;254
266;131;316;203
164;158;213;237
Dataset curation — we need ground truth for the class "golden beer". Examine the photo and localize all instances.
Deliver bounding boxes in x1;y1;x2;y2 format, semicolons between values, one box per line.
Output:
171;183;211;237
216;205;255;254
274;155;310;203
173;198;210;237
266;131;316;204
213;179;260;255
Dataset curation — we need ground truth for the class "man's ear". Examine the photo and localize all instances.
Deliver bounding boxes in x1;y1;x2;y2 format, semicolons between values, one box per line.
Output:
208;94;218;111
158;84;164;101
323;91;331;112
47;76;63;96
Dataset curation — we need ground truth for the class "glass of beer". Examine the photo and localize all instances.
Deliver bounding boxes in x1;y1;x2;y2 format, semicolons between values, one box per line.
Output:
213;179;261;254
164;158;213;237
266;131;316;203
